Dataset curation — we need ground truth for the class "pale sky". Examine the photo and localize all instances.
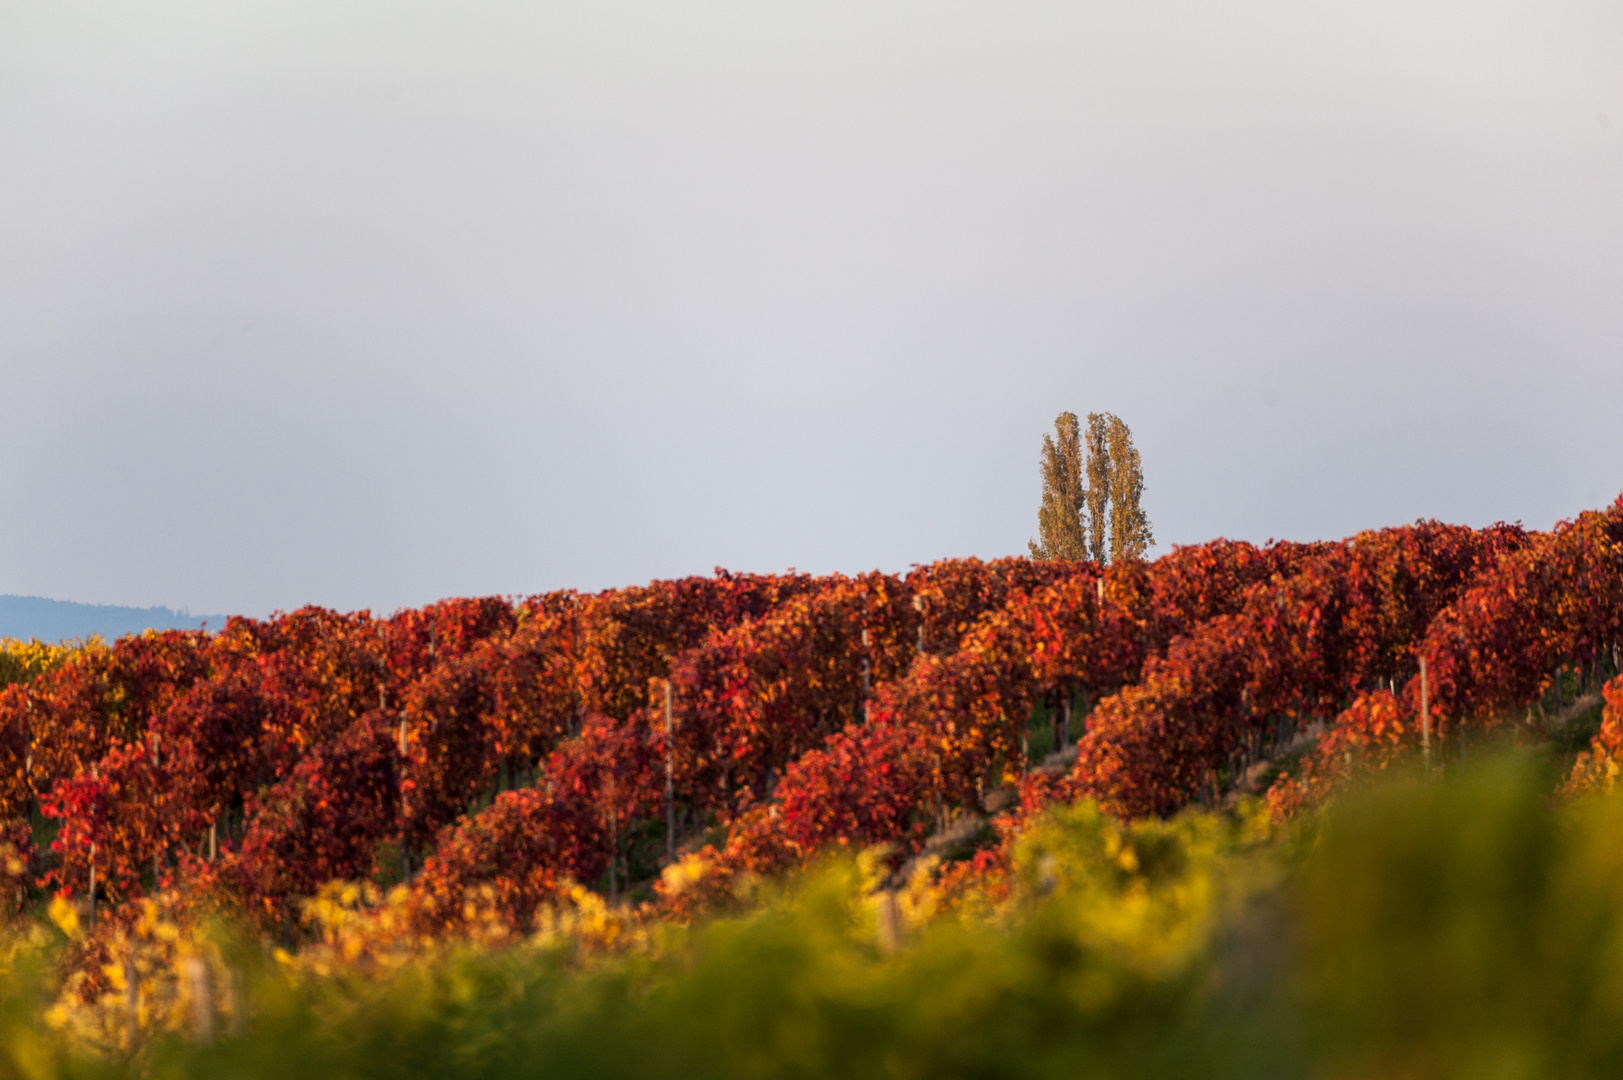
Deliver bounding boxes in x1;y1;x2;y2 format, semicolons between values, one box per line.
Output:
2;0;1620;617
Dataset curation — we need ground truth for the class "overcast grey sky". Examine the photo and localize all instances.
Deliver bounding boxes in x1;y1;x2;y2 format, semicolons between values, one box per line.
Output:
1;0;1619;617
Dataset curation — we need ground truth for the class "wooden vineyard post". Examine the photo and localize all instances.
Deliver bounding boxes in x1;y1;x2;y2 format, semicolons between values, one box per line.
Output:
609;800;619;905
1419;655;1431;770
88;843;97;928
877;889;902;953
184;957;214;1043
1060;693;1071;751
125;959;139;1049
395;688;411;882
664;679;676;864
861;629;871;722
152;732;163;886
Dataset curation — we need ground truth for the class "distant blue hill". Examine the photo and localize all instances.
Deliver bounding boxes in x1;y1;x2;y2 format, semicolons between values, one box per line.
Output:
0;595;233;644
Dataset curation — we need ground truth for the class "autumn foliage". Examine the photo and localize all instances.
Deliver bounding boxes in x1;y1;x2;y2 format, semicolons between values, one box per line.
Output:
2;497;1620;955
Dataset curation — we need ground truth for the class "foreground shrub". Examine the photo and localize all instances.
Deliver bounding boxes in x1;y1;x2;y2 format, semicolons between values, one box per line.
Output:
11;755;1623;1078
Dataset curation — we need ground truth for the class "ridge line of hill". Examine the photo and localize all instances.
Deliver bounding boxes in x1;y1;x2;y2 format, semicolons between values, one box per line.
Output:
0;594;233;643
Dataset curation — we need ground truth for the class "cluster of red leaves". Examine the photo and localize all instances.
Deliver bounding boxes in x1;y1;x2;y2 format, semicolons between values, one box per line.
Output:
1264;501;1623;816
663;573;921;821
1264;690;1421;820
1564;675;1623;795
401;722;638;936
1065;521;1534;817
41;737;207;902
232;711;403;924
1418;506;1623;730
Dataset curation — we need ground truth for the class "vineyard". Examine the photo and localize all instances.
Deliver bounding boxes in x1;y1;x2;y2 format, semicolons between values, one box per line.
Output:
3;497;1623;1076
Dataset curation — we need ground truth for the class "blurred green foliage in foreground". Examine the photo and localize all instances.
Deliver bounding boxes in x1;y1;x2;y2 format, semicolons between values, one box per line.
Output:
9;755;1623;1079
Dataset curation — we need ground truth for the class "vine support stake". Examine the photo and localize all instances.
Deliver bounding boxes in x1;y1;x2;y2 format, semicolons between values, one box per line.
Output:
398;712;411;882
861;628;871;721
664;679;675;864
1420;655;1431;770
124;959;138;1049
609;805;619;905
184;957;214;1043
877;889;902;953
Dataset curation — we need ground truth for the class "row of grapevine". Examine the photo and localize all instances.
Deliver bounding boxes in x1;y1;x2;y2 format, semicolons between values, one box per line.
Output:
674;518;1546;887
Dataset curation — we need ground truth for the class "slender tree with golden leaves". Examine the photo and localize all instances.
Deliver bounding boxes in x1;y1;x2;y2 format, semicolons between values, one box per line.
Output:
1028;412;1088;561
1084;413;1112;562
1031;410;1152;563
1105;414;1153;561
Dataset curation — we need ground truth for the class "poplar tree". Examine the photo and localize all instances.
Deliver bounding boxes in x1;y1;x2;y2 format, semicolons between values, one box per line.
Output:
1028;412;1088;560
1031;410;1153;563
1084;413;1111;562
1105;414;1154;561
